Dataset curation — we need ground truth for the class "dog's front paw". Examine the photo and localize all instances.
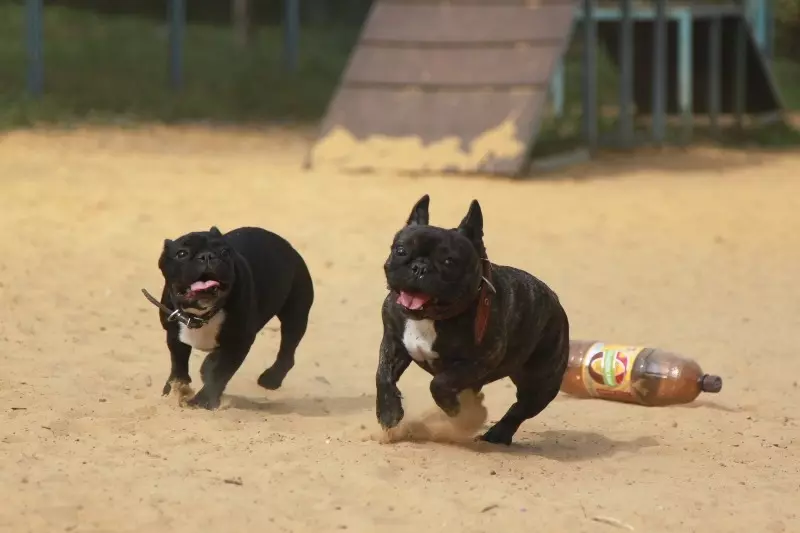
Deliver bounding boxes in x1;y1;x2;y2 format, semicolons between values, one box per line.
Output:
430;379;461;418
257;366;287;391
377;388;405;429
478;423;514;446
186;388;221;410
162;376;192;397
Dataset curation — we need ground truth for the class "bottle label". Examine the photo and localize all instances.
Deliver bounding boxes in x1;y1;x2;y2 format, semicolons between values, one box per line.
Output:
582;343;645;401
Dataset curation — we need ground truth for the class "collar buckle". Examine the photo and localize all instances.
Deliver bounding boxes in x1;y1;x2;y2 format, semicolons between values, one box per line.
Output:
166;308;207;329
142;287;212;329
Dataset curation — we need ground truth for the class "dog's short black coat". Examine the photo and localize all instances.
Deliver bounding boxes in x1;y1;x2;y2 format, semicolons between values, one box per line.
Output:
157;226;314;410
376;195;570;445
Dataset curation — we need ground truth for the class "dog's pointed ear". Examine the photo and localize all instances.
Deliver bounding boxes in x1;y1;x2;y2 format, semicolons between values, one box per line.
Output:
158;239;173;270
406;194;430;226
209;226;223;237
457;199;484;245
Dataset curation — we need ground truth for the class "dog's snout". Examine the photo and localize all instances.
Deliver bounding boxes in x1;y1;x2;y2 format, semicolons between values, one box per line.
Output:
411;262;428;278
196;251;215;263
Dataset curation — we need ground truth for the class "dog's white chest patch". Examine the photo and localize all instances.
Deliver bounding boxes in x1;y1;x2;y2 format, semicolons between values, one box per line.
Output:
402;319;440;363
178;311;226;352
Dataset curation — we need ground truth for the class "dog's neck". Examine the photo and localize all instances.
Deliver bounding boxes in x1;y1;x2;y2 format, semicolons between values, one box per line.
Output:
140;288;223;330
171;292;224;325
403;255;495;345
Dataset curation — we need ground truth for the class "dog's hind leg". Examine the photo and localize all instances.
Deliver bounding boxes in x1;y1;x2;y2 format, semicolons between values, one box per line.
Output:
258;265;314;391
480;312;569;445
479;377;562;446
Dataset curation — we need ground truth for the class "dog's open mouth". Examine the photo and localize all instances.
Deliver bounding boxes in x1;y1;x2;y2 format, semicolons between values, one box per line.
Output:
396;291;434;311
184;274;223;298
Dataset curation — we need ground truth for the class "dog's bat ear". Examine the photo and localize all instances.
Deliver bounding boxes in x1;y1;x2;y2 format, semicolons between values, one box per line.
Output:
406;194;430;226
457;199;484;246
209;226;223;237
158;239;173;270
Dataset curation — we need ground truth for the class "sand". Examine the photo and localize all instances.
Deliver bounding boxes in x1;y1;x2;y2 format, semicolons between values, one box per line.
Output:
1;126;798;533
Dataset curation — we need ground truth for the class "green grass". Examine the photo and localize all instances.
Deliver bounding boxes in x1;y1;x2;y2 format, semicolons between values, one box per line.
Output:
0;2;798;147
0;4;358;127
772;58;800;110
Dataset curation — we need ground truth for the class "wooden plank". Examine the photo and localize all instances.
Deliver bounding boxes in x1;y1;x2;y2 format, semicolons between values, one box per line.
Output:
311;87;546;175
362;3;575;43
345;46;562;87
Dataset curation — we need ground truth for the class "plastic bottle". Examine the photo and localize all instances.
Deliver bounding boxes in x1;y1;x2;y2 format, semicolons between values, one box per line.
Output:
561;340;723;406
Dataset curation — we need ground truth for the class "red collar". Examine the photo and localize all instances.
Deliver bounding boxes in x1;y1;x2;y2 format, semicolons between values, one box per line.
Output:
473;259;494;345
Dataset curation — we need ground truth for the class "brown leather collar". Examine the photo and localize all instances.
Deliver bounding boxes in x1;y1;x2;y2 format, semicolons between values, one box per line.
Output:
398;257;495;345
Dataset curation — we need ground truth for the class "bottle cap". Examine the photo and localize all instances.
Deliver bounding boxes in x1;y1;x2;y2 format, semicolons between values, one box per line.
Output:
700;374;722;393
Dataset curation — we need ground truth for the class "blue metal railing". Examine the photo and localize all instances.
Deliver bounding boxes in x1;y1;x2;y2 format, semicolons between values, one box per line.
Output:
549;0;775;148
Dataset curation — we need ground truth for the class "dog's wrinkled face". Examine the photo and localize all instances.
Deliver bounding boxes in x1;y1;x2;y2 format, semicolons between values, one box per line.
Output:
384;194;485;314
158;226;235;313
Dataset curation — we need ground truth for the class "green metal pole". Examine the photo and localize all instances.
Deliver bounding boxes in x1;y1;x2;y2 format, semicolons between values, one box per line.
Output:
582;0;598;149
619;0;634;147
168;0;186;90
26;0;44;96
651;0;667;145
283;0;300;72
708;15;722;139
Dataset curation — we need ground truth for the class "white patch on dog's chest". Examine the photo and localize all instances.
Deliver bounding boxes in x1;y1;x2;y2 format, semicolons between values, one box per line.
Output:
402;319;440;363
178;311;226;352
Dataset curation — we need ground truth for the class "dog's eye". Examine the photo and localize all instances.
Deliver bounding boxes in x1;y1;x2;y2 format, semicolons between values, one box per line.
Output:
219;248;230;258
175;249;188;259
394;245;407;256
444;258;454;266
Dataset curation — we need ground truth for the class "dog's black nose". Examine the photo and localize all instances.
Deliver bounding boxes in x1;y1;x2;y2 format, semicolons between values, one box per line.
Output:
411;263;428;277
196;251;215;263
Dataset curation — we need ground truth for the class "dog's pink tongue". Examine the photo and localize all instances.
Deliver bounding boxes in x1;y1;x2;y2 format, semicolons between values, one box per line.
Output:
189;280;220;292
397;291;431;310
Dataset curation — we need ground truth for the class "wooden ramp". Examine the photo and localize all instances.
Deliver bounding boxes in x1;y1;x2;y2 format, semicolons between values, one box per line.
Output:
307;0;577;176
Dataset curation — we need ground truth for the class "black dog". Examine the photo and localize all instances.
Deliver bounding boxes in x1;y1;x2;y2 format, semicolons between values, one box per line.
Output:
154;226;314;410
376;195;570;445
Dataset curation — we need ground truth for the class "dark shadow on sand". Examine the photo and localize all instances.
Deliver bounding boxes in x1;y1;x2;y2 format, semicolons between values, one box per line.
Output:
455;430;659;462
559;394;743;413
224;393;375;417
672;400;744;413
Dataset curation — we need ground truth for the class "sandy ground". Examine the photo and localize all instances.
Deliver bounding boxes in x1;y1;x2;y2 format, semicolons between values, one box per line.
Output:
0;126;798;533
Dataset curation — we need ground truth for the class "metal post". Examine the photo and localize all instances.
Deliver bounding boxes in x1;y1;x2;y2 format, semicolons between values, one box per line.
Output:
678;9;693;143
708;15;721;139
25;0;44;97
735;16;747;128
551;59;565;120
168;0;185;90
283;0;300;72
764;0;774;62
581;0;598;149
755;0;766;52
232;0;250;48
651;0;667;145
618;0;634;147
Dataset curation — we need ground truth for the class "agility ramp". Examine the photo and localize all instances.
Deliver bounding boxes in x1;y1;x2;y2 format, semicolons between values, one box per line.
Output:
307;0;577;176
